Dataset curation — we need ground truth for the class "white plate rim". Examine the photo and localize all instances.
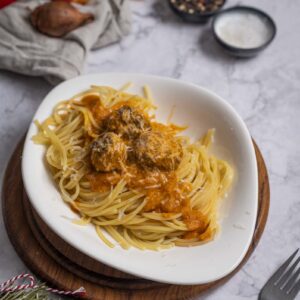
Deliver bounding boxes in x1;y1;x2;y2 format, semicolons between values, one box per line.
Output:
22;72;258;285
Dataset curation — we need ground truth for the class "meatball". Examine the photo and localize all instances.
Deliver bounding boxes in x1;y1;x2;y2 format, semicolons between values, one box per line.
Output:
90;132;127;172
133;131;183;171
103;105;150;139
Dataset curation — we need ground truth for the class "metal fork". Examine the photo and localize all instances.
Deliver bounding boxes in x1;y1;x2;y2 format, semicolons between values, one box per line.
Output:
259;249;300;300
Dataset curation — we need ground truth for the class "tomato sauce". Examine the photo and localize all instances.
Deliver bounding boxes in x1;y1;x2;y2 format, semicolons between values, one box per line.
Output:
81;95;111;124
83;97;208;238
87;165;207;234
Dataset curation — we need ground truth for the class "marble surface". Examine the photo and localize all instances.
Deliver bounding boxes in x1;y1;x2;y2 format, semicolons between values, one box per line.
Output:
0;0;299;299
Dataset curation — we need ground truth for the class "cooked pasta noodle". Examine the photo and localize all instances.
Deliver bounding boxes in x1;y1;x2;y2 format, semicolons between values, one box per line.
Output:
33;83;233;250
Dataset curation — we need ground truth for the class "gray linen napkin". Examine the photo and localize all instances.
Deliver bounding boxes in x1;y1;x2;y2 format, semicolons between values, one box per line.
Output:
0;0;131;84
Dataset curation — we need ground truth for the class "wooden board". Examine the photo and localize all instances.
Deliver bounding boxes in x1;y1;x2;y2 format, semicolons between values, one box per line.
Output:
2;139;270;300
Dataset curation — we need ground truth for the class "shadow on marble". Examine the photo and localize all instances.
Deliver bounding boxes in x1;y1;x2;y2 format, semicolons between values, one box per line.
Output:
0;69;52;88
199;27;259;64
152;0;179;23
0;70;51;175
199;27;236;62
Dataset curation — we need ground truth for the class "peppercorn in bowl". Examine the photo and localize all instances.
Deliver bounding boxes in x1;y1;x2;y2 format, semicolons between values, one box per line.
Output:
169;0;226;23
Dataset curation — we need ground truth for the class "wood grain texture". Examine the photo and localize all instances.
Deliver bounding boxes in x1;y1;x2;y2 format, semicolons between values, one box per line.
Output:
2;139;270;300
26;199;141;281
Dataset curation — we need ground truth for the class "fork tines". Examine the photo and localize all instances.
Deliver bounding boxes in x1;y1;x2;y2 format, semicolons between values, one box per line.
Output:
262;249;300;299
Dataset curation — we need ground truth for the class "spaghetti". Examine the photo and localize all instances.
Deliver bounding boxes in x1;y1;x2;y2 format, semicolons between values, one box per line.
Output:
33;84;233;250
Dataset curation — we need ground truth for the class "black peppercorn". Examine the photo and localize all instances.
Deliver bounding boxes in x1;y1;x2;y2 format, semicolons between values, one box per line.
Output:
171;0;225;14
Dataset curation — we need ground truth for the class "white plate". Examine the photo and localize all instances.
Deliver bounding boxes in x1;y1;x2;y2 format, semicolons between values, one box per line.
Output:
22;73;258;285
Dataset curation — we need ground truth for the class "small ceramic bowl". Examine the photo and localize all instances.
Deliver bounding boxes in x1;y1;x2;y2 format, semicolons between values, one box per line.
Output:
212;6;276;57
168;0;226;23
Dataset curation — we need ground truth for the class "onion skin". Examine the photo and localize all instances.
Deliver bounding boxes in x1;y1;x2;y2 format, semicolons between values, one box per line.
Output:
30;1;94;37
